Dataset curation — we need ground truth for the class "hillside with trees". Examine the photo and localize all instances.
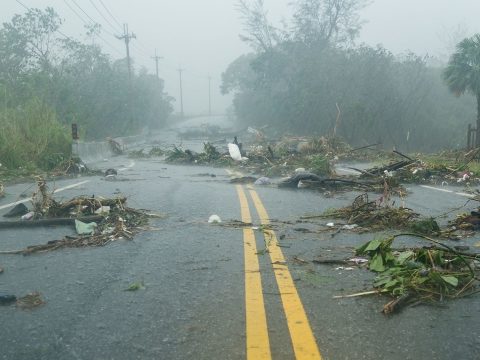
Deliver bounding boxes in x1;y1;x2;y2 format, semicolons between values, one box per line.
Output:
222;0;475;151
0;7;173;170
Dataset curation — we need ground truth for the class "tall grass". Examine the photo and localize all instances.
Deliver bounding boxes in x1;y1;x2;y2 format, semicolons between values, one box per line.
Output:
0;99;71;170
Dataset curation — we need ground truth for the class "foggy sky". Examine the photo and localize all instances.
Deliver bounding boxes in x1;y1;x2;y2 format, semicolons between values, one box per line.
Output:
2;0;480;115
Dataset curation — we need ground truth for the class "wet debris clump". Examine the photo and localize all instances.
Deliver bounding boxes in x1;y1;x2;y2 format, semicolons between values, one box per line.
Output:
16;291;45;310
165;142;232;166
354;235;480;314
0;178;153;255
317;193;419;231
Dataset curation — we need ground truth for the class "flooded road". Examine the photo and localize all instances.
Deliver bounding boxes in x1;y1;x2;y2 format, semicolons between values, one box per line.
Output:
1;118;479;360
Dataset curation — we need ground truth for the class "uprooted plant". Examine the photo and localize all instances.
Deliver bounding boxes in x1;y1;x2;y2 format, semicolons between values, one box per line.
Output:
356;234;480;314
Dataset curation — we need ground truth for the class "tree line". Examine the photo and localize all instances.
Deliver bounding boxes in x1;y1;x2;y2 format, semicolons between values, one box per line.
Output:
0;7;173;169
222;0;475;152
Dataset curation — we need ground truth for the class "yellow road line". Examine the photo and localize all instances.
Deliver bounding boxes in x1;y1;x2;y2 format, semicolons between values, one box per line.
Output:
248;188;323;360
235;185;272;360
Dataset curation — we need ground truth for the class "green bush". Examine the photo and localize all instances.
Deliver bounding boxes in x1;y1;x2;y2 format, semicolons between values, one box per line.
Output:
0;99;71;170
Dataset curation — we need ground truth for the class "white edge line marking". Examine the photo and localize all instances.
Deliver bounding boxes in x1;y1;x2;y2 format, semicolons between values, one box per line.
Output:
118;160;135;172
420;185;475;198
0;180;91;211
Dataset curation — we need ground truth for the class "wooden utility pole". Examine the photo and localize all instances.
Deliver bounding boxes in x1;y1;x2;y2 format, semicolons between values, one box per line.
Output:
208;75;212;116
116;24;136;129
151;49;163;79
178;68;185;118
116;24;136;83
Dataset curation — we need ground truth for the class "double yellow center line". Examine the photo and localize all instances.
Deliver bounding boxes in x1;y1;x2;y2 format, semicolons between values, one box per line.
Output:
235;185;322;360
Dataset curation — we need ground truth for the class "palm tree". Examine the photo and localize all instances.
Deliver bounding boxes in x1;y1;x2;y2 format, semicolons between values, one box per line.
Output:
444;34;480;147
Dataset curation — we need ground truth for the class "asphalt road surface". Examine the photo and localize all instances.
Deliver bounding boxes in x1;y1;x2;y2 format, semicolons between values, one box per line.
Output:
1;124;480;359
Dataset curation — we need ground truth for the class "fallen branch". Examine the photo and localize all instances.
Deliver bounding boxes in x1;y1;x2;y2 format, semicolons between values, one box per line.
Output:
382;292;414;314
393;150;414;162
0;216;104;229
333;290;384;299
349;143;380;153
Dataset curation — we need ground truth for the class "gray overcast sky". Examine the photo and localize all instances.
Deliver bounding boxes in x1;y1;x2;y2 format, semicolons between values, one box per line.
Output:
2;0;480;115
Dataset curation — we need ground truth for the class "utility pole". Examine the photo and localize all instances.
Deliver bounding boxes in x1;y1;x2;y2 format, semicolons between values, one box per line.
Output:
151;49;163;79
116;24;136;130
116;24;136;83
177;67;185;119
208;75;212;117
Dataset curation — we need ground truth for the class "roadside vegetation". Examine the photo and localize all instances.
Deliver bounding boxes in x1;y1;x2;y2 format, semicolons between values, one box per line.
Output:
0;7;173;175
222;0;476;152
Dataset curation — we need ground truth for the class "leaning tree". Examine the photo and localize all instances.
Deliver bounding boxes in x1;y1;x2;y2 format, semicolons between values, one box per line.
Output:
444;34;480;147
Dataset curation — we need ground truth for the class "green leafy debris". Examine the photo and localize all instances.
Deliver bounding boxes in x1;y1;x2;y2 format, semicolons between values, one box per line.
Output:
356;235;480;314
124;281;145;291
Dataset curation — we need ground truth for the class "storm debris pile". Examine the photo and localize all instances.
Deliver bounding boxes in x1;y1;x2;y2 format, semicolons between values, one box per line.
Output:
165;142;232;166
1;178;151;255
318;193;419;231
16;291;45;310
356;235;480;314
52;157;94;176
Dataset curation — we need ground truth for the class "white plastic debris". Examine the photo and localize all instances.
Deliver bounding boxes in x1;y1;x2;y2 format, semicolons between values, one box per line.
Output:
95;206;111;215
342;224;358;230
348;257;369;265
326;222;335;227
228;143;243;161
21;211;34;220
457;172;471;183
297;180;307;188
75;219;98;235
254;177;271;185
208;215;222;223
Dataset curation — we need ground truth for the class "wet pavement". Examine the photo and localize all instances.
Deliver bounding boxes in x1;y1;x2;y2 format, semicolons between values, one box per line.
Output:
1;119;480;359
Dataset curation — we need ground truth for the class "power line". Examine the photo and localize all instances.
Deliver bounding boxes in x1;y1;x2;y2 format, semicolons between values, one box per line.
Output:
15;0;73;40
98;0;123;29
70;0;97;24
70;0;116;37
130;42;152;60
62;0;123;56
14;0;29;11
88;0;122;34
